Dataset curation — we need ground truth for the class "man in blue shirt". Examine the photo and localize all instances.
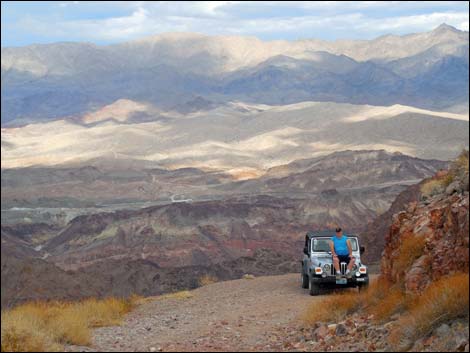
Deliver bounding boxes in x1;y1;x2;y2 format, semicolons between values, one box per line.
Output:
329;227;355;279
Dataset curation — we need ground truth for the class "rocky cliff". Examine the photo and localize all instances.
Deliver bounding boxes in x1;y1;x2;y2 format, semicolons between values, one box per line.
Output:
381;155;469;293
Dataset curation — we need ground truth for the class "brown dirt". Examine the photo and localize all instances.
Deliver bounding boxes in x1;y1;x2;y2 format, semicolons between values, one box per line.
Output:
68;273;326;352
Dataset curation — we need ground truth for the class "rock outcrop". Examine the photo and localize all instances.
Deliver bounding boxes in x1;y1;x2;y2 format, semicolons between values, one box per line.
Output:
382;167;469;293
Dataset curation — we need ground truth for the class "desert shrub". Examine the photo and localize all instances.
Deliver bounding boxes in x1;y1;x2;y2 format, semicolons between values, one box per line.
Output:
452;149;469;174
198;274;218;287
421;178;447;198
1;297;138;352
393;234;426;279
388;272;469;350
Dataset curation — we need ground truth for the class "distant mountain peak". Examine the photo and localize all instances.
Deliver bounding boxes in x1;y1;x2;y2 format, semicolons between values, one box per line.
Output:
433;23;461;34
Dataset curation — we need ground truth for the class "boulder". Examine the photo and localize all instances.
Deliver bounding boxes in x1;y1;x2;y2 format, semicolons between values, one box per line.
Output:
335;323;348;336
435;323;451;337
313;325;329;341
446;181;462;195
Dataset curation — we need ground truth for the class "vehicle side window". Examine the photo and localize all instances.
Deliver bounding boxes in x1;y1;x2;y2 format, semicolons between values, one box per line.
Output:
308;237;311;253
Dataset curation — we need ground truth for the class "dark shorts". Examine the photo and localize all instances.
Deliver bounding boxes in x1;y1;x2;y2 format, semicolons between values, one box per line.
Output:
336;255;351;264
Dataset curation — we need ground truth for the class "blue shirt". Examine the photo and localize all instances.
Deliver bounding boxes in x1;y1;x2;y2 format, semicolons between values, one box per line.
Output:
331;235;349;256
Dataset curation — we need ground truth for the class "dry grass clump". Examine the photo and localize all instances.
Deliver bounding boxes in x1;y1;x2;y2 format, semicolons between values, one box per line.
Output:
421;178;447;198
303;290;361;325
452;149;469;173
393;234;427;278
367;286;407;322
388;272;469;350
1;297;137;352
135;290;194;306
303;277;409;326
158;290;194;300
198;274;218;287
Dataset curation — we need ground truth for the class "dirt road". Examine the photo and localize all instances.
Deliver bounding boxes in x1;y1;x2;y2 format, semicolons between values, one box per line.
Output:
77;273;327;352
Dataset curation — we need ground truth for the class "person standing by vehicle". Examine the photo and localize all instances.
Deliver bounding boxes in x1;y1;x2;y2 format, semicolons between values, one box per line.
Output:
329;227;355;279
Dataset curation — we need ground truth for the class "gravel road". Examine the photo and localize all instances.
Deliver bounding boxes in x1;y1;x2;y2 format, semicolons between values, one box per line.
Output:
70;273;327;352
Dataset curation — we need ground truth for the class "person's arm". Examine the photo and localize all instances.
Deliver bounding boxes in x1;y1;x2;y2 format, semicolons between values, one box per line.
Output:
346;239;353;258
330;240;337;257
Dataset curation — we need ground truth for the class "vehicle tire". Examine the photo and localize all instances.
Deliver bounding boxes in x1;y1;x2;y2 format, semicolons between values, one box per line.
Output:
301;272;309;289
358;282;369;293
309;278;320;296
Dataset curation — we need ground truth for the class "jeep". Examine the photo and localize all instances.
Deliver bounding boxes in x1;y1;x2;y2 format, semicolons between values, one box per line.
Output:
301;231;369;295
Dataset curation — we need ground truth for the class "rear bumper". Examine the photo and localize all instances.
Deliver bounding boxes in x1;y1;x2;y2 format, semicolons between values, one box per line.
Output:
312;275;369;287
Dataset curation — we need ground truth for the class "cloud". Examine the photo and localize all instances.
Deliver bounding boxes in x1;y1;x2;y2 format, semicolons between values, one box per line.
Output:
2;1;469;45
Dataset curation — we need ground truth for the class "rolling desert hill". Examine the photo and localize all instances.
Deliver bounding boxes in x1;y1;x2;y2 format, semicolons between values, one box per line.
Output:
1;100;468;174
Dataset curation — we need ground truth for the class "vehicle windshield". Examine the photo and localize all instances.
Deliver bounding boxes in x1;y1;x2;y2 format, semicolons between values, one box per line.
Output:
312;237;358;252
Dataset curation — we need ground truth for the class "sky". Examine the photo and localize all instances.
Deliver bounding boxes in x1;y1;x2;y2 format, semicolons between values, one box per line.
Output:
1;1;469;47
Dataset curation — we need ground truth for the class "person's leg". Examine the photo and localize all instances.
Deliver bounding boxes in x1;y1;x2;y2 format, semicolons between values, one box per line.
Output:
347;256;356;271
333;255;340;273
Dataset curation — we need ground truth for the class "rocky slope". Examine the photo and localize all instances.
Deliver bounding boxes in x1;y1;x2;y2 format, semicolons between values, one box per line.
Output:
1;248;296;308
44;194;366;270
0;252;105;308
382;168;469;293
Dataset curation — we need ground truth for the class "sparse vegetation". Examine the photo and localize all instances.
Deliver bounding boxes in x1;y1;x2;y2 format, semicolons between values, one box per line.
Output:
421;178;448;198
421;149;469;198
388;273;469;350
367;286;407;322
304;271;469;351
303;290;361;325
302;277;408;325
133;290;194;306
198;275;218;287
157;290;194;301
1;297;138;352
243;274;256;280
452;149;469;174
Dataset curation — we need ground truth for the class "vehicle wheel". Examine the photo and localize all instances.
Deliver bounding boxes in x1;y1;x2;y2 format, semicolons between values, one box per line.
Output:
301;271;309;289
358;282;369;293
309;278;320;296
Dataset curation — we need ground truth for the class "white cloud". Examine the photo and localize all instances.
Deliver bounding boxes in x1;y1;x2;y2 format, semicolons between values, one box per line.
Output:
6;1;469;44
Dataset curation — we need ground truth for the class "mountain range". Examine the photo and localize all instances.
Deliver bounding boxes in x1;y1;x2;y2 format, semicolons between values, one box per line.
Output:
1;24;468;126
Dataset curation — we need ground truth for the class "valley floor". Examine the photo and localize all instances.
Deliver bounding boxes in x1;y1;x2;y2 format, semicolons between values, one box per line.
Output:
67;274;324;352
